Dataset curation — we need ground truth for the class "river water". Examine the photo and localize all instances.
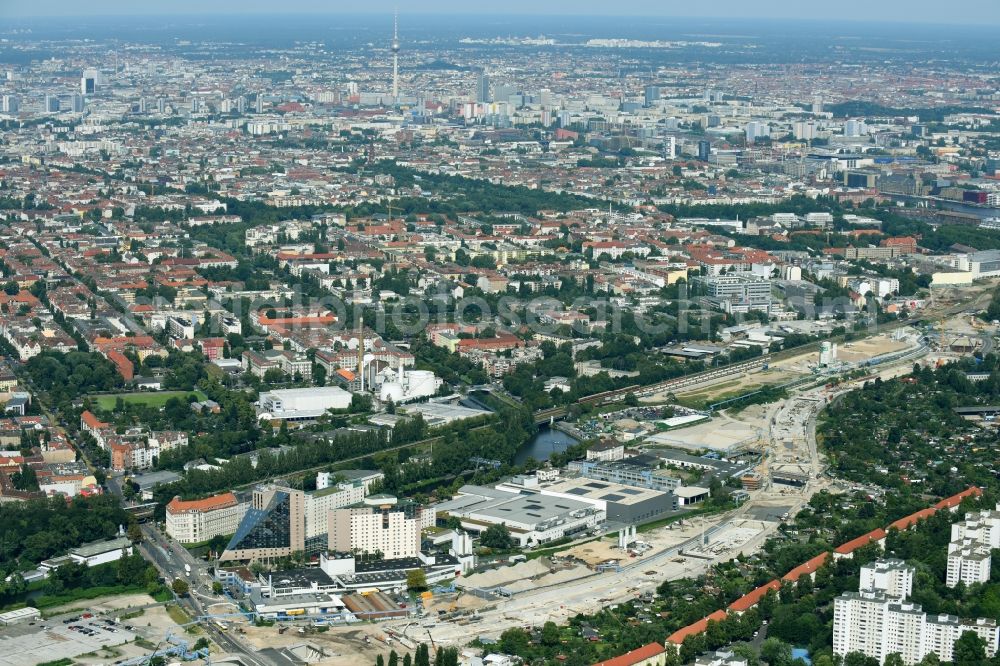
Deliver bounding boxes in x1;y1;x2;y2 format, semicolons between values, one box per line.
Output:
514;426;578;465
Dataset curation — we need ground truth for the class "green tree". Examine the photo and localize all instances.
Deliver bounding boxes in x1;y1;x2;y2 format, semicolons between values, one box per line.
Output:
406;569;428;592
844;653;879;666
126;519;143;544
498;628;530;655
541;620;561;647
171;578;189;596
388;650;398;666
10;465;39;491
761;638;793;666
954;631;988;666
812;656;834;666
732;645;759;666
414;644;430;666
480;524;513;550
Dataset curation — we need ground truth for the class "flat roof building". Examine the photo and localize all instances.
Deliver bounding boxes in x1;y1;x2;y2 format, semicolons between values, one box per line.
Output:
258;386;353;423
0;607;40;626
568;455;682;494
70;536;133;567
674;486;711;506
328;496;431;560
505;476;677;525
436;484;604;548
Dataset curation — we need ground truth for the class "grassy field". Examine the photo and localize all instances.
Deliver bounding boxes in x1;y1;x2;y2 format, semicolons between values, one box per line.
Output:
164;603;201;633
94;390;208;411
526;536;602;561
30;585;150;615
675;382;760;410
637;505;725;533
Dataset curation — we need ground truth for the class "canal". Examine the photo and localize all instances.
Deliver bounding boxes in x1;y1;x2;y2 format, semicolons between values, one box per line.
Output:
514;426;578;465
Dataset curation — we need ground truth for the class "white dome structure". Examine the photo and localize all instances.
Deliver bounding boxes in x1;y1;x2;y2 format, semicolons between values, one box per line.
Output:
376;367;443;405
380;382;405;404
405;370;438;400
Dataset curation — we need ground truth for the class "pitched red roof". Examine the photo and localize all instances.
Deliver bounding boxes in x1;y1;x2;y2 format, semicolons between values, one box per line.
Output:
783;552;830;582
592;642;666;666
935;487;982;510
834;528;887;555
81;410;109;430
167;492;239;515
729;580;781;613
666;610;728;645
888;508;936;532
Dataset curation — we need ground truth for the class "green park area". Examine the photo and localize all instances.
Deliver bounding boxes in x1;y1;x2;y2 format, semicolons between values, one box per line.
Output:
94;390;209;411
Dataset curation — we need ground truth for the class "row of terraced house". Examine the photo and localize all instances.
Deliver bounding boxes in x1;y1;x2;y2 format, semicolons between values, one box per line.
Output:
592;487;983;666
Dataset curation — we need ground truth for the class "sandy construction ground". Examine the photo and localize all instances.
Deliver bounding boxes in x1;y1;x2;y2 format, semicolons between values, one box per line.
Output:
42;593;156;617
242;623;398;666
836;336;909;363
643;409;765;452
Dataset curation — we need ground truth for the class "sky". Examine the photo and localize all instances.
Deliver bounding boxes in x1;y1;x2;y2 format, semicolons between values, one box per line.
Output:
3;0;1000;24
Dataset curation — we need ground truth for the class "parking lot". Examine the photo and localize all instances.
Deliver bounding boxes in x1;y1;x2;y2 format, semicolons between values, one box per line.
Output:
747;504;795;522
0;616;136;666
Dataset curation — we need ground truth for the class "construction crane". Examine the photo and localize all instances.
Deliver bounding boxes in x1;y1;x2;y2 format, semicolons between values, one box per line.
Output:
426;628;436;653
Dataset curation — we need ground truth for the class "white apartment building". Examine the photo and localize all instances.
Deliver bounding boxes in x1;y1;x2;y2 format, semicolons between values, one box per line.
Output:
304;481;366;544
946;541;991;588
835;591;895;662
946;504;1000;587
951;505;1000;548
166;316;196;340
166;492;247;544
327;496;431;559
860;559;913;599
834;559;1000;665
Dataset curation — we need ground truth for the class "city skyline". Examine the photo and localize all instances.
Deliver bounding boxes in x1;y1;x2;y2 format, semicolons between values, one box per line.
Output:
2;3;1000;666
4;0;1000;25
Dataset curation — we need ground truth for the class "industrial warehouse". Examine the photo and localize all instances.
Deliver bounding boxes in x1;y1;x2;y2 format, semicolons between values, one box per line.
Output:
222;549;467;620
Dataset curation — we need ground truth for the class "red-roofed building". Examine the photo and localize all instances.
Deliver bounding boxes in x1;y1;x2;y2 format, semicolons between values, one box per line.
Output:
109;441;131;472
107;350;134;382
93;335;165;362
888;508;937;532
166;492;247;544
880;237;918;254
729;580;782;613
936;487;982;512
592;643;667;666
833;528;887;559
198;337;226;361
666;610;728;645
80;410;111;449
783;552;831;583
456;334;525;353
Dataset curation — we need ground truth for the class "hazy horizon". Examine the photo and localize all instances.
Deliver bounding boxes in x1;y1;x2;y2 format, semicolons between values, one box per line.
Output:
3;0;1000;25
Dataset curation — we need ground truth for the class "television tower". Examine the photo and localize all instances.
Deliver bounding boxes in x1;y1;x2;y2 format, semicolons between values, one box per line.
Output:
391;10;400;104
